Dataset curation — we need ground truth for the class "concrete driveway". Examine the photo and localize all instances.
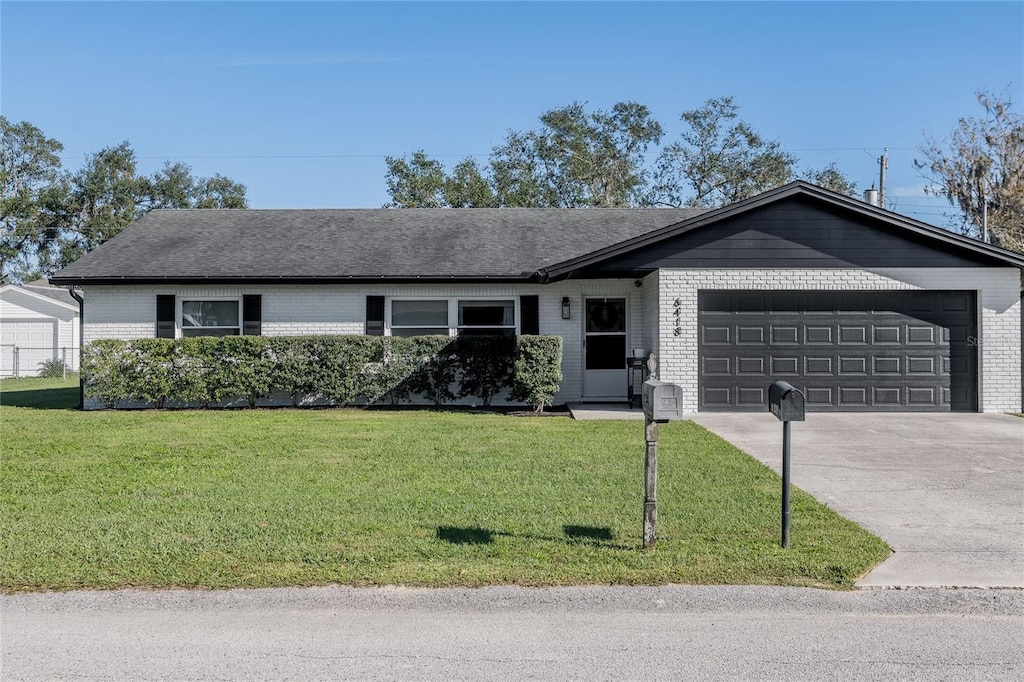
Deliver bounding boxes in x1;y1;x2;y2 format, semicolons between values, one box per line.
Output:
689;412;1024;588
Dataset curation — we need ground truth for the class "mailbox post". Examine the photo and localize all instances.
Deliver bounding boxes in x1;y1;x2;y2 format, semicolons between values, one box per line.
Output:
640;379;683;549
768;380;805;549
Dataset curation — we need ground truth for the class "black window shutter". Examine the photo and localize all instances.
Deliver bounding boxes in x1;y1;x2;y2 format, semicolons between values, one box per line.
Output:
520;295;539;335
156;295;175;339
243;295;262;336
366;296;385;336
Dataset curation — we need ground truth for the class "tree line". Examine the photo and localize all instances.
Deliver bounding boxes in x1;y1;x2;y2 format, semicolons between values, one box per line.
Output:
0;120;247;282
388;92;1023;254
3;90;1019;284
384;96;857;210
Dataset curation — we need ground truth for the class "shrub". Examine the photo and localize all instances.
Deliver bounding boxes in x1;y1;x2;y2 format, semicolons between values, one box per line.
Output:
81;333;563;410
82;340;131;407
403;336;459;405
36;358;70;379
457;335;514;406
512;335;563;412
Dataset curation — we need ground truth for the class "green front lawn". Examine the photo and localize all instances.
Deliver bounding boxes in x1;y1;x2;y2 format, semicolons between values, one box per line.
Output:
1;378;889;591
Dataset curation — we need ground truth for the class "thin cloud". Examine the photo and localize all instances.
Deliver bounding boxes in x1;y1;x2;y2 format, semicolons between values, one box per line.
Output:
890;184;932;198
221;53;412;67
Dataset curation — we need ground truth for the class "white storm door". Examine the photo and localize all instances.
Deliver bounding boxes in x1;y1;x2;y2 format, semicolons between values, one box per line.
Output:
583;297;627;400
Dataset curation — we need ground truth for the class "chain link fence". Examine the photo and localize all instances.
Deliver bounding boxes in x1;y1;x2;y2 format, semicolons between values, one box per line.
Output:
0;345;79;378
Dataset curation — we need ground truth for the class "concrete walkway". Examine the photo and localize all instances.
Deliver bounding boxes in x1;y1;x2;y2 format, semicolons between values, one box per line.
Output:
689;412;1024;589
568;403;646;419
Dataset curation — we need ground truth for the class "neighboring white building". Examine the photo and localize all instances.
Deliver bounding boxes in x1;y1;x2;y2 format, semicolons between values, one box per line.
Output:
51;182;1024;412
0;280;81;377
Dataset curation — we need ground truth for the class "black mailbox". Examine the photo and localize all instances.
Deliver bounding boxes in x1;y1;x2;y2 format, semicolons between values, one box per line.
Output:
642;379;683;422
768;381;805;422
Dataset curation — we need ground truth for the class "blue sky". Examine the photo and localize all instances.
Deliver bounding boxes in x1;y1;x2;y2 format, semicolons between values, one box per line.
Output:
2;1;1022;226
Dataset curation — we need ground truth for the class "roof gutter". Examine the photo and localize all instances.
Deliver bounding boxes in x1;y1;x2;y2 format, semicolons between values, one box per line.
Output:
66;286;84;411
48;275;541;286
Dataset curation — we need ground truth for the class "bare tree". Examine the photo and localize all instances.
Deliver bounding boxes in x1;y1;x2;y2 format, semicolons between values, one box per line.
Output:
916;90;1024;252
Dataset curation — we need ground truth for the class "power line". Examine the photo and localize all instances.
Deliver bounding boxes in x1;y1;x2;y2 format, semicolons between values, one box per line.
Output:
54;145;923;163
57;153;491;162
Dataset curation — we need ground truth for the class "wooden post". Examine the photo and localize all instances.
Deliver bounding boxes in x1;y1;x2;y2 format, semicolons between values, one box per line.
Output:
643;415;658;549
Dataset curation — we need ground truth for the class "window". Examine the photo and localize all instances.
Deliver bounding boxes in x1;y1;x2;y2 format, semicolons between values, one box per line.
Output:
181;300;241;337
458;300;516;336
388;298;516;337
390;299;450;337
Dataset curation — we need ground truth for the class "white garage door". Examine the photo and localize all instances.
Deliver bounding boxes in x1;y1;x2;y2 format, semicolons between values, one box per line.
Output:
0;320;57;377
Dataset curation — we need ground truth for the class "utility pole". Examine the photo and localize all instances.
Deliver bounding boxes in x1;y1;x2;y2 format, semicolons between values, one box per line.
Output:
878;148;888;210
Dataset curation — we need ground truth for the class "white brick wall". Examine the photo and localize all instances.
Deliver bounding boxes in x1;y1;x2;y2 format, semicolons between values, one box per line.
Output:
657;268;1022;413
81;281;648;404
80;268;1022;411
640;270;660;368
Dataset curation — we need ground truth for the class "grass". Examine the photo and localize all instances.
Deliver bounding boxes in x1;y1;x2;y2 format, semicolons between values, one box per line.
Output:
1;377;890;592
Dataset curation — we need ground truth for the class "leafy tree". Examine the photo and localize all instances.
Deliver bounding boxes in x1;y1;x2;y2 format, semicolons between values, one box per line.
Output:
54;142;148;268
0;119;249;279
803;162;858;197
384;151;448;208
494;101;664;207
650;96;797;208
45;145;249;273
490;130;552;207
386;101;663;208
444;158;496;208
190;174;247;209
0;117;67;280
385;98;858;212
915;90;1024;252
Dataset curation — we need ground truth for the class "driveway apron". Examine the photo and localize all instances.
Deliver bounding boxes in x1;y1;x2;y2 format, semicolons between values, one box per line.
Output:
689;412;1024;588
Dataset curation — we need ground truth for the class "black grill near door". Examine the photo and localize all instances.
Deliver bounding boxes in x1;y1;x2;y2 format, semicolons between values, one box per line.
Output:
698;290;978;412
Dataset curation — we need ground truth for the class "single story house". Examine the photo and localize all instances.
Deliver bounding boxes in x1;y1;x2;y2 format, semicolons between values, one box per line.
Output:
50;181;1024;412
0;279;81;377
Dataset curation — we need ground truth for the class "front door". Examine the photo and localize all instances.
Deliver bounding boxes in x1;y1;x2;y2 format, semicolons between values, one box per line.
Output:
583;297;627;400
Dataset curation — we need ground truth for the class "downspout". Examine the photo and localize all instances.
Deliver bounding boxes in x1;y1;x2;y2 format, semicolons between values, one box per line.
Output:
67;286;84;410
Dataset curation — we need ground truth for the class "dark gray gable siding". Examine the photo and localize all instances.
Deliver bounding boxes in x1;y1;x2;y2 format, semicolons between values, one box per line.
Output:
583;196;1004;275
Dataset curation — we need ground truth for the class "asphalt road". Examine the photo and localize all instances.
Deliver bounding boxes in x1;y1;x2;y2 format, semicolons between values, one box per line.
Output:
3;585;1022;680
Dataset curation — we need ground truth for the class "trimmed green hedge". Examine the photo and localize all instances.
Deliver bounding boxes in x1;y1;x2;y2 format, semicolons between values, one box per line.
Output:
82;334;562;410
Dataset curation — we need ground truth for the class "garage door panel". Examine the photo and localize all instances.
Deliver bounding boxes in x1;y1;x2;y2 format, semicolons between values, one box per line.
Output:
839;356;868;374
804;356;835;375
839;326;868;344
736;357;766;375
702;356;731;375
770;325;799;344
737;386;766;406
702;386;732;407
838;386;869;406
873;386;902;406
804;326;834;344
702;326;731;344
804;386;836;407
908;387;940;406
906;326;936;344
770;356;799;375
872;357;901;375
736;326;766;344
698;290;977;412
873;326;901;343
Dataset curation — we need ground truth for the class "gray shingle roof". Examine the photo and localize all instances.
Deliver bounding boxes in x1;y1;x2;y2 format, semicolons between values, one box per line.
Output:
21;281;78;306
50;208;703;283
